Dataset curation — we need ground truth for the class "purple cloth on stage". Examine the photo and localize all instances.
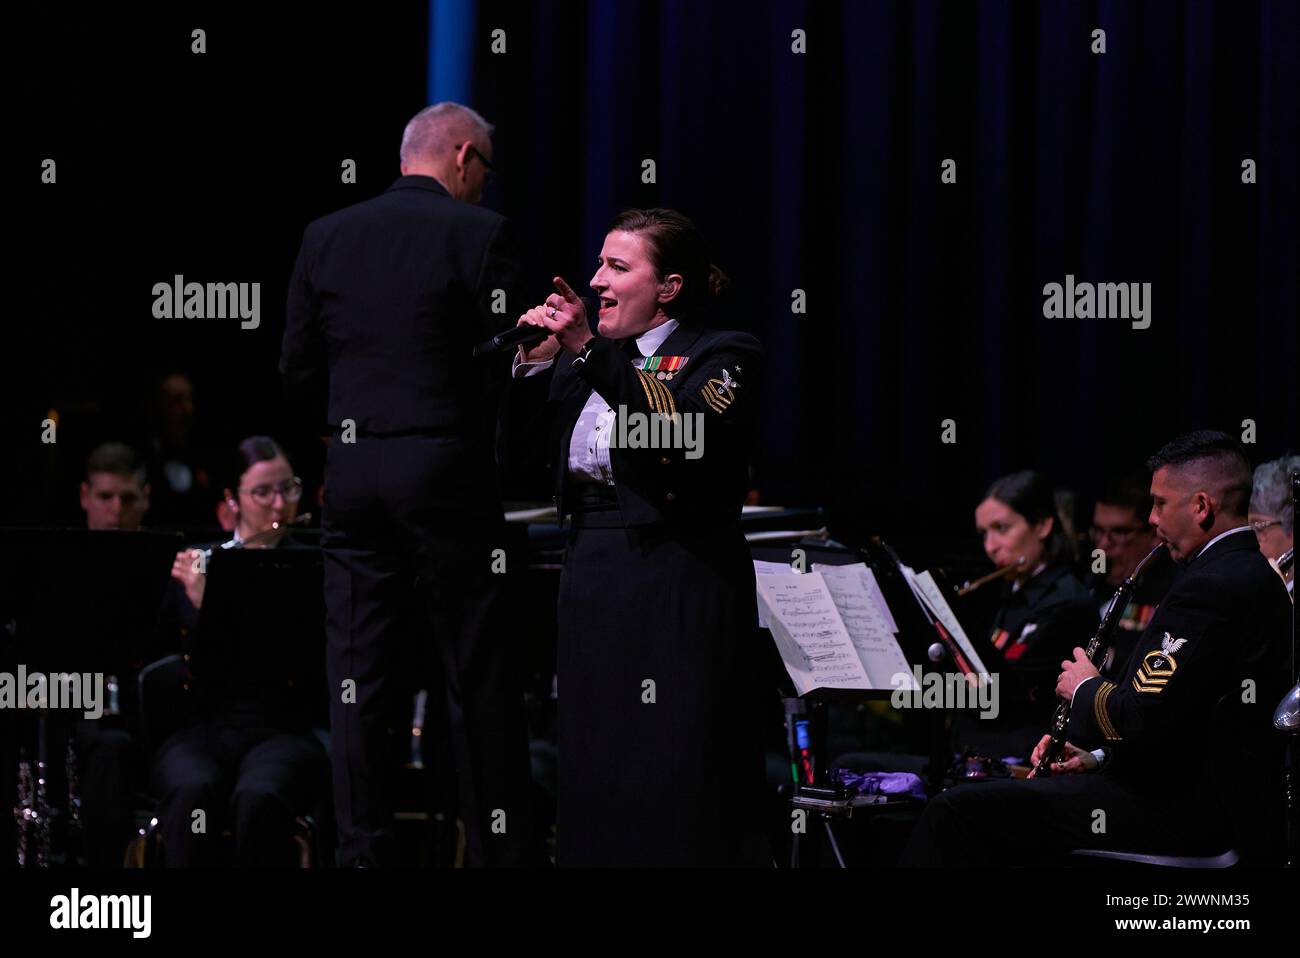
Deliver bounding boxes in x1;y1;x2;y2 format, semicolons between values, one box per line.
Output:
831;769;927;801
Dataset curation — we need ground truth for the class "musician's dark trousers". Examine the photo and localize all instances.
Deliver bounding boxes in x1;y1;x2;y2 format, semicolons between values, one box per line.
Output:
151;723;329;867
900;773;1219;866
75;720;140;867
322;434;533;867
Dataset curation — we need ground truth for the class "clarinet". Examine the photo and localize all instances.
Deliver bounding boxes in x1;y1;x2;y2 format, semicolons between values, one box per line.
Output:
1031;543;1166;778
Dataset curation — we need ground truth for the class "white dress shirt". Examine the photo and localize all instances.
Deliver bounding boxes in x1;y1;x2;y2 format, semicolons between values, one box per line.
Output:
512;319;679;484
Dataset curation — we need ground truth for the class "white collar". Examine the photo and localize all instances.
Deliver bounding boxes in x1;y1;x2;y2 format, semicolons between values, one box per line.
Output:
633;318;679;357
1192;525;1253;561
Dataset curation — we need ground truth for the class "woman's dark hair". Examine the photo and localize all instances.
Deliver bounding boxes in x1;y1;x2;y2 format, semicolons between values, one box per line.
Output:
222;435;289;493
607;208;729;319
985;469;1077;567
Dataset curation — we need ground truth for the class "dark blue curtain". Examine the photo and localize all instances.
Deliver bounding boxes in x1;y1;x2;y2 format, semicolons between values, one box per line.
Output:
8;2;1295;540
473;0;1297;538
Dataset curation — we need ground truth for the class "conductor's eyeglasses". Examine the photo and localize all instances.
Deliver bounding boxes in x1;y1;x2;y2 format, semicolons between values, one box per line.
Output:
1250;517;1282;534
241;477;303;506
462;144;496;179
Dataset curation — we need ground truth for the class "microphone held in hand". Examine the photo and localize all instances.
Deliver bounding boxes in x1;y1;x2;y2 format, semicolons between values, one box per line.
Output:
472;323;550;359
471;296;597;359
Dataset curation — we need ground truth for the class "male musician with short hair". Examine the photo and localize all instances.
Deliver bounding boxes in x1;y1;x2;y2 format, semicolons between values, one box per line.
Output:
902;431;1292;866
1086;471;1177;678
80;442;150;531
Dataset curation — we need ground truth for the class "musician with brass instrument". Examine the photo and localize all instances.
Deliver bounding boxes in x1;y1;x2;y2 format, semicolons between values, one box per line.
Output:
961;470;1097;762
902;431;1292;866
150;436;330;867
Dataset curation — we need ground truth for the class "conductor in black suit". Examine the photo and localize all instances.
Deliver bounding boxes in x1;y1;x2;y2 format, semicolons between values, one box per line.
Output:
280;102;533;867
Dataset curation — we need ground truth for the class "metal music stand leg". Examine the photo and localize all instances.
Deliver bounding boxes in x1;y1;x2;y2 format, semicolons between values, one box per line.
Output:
823;817;847;868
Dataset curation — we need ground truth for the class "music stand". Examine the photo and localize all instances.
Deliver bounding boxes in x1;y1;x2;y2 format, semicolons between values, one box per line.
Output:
190;547;328;729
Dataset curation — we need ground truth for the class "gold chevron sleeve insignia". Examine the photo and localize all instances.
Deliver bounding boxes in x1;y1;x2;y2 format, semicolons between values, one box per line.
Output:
1131;648;1178;694
1094;681;1121;741
700;374;735;414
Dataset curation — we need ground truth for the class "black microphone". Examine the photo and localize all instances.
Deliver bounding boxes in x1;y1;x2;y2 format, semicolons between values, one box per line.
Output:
472;323;549;359
471;297;598;359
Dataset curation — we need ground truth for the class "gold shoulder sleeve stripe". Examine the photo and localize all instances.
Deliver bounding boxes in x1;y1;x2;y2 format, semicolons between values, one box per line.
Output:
635;369;664;414
647;373;676;416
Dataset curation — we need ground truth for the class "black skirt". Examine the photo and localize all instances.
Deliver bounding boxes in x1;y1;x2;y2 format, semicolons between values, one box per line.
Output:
555;504;763;867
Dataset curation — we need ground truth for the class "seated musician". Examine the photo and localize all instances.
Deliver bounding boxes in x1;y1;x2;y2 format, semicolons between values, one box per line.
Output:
79;442;150;531
1249;453;1298;596
150;436;330;867
960;470;1097;762
1086;471;1177;678
74;442;151;865
903;431;1292;866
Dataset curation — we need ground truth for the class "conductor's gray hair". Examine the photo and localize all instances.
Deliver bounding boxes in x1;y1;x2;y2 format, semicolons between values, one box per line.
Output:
399;102;494;166
1251;454;1300;537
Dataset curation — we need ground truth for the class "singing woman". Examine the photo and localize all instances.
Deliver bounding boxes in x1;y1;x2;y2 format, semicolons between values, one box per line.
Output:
506;208;765;866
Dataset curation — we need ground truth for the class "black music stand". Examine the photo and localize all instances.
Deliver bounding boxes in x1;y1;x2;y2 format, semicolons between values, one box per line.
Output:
753;537;984;867
189;547;328;729
0;527;183;865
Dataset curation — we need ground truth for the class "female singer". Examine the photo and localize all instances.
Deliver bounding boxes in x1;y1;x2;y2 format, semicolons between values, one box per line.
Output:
507;208;765;866
963;470;1097;761
151;436;329;866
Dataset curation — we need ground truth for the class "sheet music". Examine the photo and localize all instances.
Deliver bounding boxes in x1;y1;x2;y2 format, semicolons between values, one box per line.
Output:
753;559;799;627
755;572;872;695
812;563;915;689
902;566;990;675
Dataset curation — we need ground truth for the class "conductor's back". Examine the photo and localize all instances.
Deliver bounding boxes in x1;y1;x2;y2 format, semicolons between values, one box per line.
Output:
279;102;533;868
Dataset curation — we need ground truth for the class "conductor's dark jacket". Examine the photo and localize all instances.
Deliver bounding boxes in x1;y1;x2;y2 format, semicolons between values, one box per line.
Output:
280;175;522;436
503;321;764;527
1070;529;1292;791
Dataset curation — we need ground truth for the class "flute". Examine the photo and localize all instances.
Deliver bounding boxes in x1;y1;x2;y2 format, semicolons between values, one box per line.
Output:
196;512;313;560
956;556;1027;596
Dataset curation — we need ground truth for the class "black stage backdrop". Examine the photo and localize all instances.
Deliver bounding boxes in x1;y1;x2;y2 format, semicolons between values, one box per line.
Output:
7;1;1296;548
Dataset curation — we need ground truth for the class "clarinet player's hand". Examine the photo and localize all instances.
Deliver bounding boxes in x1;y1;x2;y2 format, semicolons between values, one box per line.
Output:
1056;646;1101;701
1028;734;1053;772
1028;736;1098;776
